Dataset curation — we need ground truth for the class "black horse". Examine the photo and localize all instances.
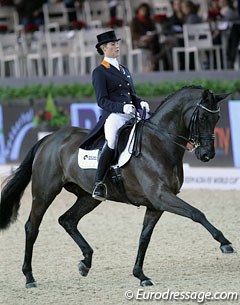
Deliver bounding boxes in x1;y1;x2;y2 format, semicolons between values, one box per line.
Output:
0;86;235;288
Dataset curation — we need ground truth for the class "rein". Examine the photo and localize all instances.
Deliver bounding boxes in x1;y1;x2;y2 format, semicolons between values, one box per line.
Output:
131;108;147;156
144;98;220;153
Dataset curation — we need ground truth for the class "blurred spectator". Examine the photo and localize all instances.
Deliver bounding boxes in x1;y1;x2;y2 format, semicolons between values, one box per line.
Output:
15;0;47;31
108;0;123;28
130;2;160;71
167;0;184;32
0;0;14;5
217;0;239;68
62;0;85;23
180;0;202;70
226;23;240;68
63;0;77;22
181;0;202;24
48;0;61;3
161;0;184;35
160;0;185;70
208;0;222;45
218;0;239;21
208;0;222;21
108;0;119;19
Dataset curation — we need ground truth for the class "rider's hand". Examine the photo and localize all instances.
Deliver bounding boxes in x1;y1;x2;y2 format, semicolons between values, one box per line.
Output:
140;101;150;113
123;104;136;114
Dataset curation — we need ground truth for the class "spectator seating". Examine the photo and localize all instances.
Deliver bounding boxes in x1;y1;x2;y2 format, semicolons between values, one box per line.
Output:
0;6;20;33
45;29;73;76
0;1;239;77
0;33;21;78
69;28;100;75
81;1;102;28
25;31;45;77
43;2;68;31
87;0;110;27
172;22;223;71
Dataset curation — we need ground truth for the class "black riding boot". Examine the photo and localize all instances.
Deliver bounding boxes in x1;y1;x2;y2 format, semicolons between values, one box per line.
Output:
92;143;114;201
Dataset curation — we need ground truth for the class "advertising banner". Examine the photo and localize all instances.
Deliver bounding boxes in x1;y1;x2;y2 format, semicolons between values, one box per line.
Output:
0;102;100;164
228;100;240;168
182;164;240;190
70;102;102;128
0;100;237;168
0;105;36;164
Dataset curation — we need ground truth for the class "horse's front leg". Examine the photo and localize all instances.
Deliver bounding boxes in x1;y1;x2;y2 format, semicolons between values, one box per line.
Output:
152;190;236;254
133;208;163;286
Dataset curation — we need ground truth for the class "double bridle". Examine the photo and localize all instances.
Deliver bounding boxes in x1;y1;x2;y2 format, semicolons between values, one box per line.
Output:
182;99;220;151
141;97;220;152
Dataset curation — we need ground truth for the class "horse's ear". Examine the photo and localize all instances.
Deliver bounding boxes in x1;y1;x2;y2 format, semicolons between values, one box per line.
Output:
202;89;209;99
214;93;231;102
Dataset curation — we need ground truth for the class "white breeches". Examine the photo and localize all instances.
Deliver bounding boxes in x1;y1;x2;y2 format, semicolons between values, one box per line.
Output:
104;113;132;149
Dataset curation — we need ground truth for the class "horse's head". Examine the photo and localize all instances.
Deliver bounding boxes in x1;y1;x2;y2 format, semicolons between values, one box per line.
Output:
188;89;230;162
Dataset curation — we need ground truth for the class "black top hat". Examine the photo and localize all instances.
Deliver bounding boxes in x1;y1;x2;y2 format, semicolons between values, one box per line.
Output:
95;30;120;49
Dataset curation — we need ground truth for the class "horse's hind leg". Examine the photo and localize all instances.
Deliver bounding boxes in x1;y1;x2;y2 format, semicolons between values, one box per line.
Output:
153;191;235;253
22;191;60;288
58;193;101;277
133;208;163;286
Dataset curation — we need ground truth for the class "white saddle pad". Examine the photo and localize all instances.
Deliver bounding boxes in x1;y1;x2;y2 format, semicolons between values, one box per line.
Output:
78;124;136;169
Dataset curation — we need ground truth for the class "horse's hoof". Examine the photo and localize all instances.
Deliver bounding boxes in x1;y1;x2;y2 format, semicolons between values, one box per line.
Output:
78;261;90;277
220;244;237;254
26;281;38;288
140;279;156;287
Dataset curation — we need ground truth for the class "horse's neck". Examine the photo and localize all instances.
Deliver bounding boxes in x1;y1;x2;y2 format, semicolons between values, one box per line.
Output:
143;108;187;167
150;101;188;135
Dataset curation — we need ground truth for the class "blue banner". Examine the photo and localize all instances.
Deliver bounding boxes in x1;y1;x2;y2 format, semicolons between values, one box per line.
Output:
229;100;240;167
70;102;102;129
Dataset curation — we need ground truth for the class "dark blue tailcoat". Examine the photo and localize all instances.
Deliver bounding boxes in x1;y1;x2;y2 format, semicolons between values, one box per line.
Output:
80;60;143;148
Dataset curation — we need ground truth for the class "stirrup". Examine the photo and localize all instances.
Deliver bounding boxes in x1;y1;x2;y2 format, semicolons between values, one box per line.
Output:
92;182;107;201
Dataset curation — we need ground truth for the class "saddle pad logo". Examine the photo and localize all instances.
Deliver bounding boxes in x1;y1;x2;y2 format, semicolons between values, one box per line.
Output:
83;154;97;161
78;149;99;169
78;124;136;169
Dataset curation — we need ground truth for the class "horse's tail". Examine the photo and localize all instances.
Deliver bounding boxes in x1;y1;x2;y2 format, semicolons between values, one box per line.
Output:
0;137;46;230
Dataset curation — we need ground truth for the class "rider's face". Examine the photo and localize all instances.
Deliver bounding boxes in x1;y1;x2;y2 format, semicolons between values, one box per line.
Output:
102;41;120;58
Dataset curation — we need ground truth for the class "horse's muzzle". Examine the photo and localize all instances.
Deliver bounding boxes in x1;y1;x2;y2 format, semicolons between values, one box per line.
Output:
195;147;215;162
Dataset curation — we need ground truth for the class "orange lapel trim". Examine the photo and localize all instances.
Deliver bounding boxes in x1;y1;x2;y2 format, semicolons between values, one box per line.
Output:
101;60;110;68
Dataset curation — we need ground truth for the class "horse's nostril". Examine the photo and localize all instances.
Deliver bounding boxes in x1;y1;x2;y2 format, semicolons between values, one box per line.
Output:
202;154;210;162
